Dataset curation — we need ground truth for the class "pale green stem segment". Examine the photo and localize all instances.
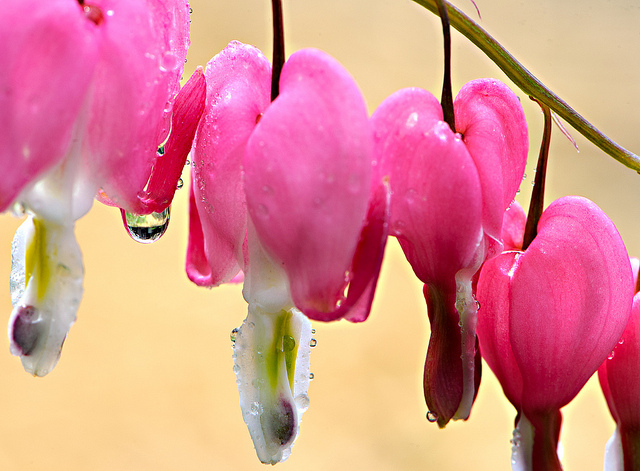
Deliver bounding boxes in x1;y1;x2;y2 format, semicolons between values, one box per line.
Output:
411;0;640;172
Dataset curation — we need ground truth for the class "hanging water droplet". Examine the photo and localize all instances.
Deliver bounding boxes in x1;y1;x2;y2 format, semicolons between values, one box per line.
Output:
184;159;191;166
426;411;438;423
176;178;184;190
309;372;314;380
157;144;165;156
309;338;317;348
608;351;615;360
189;6;193;13
311;329;316;335
230;327;239;344
122;206;171;244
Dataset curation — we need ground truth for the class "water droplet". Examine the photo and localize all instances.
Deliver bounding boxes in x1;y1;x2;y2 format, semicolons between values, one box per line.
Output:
522;173;527;180
230;327;239;343
309;372;314;380
249;401;263;416
294;393;310;412
311;329;316;334
608;351;615;360
184;159;191;166
189;6;193;13
233;364;241;374
11;201;25;217
122;206;171;244
176;178;184;190
159;51;180;72
256;204;269;217
618;338;625;345
283;335;296;352
426;411;438;423
475;299;481;310
405;188;417;204
157;144;165;156
309;338;317;348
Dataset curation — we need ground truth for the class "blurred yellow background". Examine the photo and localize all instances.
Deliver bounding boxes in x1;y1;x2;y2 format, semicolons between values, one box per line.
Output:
1;0;639;469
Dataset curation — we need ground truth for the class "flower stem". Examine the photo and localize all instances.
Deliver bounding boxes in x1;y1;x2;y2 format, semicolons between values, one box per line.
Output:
435;0;455;132
620;425;640;471
410;0;640;172
528;410;564;471
271;0;285;101
522;100;552;250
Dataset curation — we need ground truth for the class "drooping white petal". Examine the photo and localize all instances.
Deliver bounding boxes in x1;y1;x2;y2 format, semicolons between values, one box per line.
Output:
7;134;93;376
603;427;623;471
511;414;534;471
8;216;83;376
232;305;312;464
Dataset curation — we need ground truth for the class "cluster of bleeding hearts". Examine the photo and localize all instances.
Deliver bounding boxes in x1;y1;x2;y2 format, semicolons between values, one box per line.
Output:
2;0;638;469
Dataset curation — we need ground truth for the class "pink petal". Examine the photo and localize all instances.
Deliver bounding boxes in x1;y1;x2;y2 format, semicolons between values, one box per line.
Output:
476;251;524;410
454;79;528;259
244;48;373;315
188;41;271;286
87;0;190;210
510;196;633;413
302;180;390;322
599;291;640;429
135;66;206;213
0;0;99;211
371;87;484;286
501;200;527;251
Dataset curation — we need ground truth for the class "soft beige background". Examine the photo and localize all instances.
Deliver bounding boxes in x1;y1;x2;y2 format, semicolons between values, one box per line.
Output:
1;0;639;469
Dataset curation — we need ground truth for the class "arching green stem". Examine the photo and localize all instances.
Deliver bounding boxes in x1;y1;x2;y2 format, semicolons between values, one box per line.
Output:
271;0;285;101
411;0;640;172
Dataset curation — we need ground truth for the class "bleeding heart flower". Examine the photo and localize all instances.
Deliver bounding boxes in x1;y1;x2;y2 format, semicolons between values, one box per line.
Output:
477;197;633;470
598;258;640;471
1;0;205;376
370;79;528;426
187;41;389;463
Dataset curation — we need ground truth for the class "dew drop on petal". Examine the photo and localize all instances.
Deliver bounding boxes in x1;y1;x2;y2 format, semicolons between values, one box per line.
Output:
309;338;317;348
176;178;184;190
309;372;314;380
122;206;171;244
230;327;239;344
426;411;438;423
608;351;615;360
159;51;180;72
